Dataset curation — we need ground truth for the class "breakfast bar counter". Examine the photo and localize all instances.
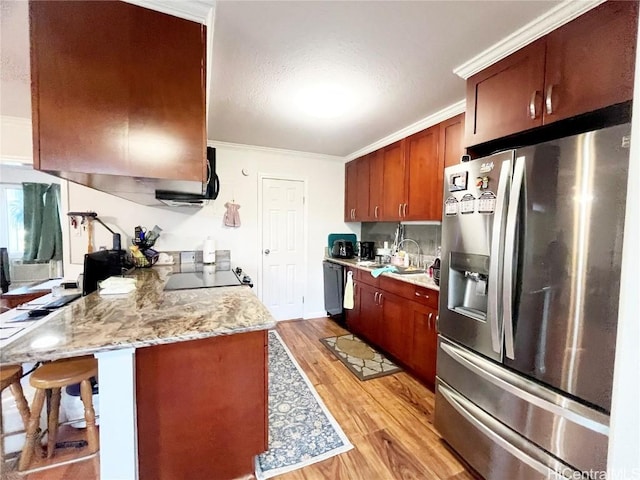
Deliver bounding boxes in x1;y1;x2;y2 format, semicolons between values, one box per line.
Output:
0;266;276;480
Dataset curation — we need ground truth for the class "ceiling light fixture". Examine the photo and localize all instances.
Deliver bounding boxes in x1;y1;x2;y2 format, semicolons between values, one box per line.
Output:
295;83;355;119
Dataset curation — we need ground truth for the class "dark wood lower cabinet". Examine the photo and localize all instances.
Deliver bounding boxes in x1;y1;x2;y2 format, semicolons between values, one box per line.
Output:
408;301;439;386
135;330;268;480
345;274;439;388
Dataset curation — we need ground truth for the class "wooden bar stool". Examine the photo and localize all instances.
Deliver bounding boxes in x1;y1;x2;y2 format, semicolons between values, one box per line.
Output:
19;356;99;471
0;365;32;463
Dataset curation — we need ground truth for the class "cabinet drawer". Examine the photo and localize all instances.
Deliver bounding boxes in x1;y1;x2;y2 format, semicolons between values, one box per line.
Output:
356;269;379;288
379;276;439;309
413;286;439;310
379;276;414;298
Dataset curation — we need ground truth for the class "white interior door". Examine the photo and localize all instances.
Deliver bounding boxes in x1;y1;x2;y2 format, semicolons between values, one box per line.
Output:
261;178;305;320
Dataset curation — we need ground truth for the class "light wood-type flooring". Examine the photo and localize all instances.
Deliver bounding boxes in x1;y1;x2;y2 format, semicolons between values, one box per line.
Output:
1;317;476;480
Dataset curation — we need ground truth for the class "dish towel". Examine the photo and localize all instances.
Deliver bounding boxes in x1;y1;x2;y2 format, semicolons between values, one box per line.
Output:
224;202;241;227
343;271;354;309
371;265;398;278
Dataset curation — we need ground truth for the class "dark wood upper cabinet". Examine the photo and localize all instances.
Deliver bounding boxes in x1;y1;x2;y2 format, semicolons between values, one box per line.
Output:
368;150;384;221
404;125;440;221
466;39;546;146
344;160;358;221
381;141;405;222
466;0;638;147
440;113;466;169
344;156;370;221
30;1;206;182
543;0;638;125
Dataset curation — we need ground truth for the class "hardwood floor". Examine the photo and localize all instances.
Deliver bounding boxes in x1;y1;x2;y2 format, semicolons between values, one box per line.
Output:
1;317;475;480
274;317;475;480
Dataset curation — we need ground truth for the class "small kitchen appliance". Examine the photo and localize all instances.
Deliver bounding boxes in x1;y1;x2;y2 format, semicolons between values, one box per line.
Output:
356;241;375;260
331;240;354;259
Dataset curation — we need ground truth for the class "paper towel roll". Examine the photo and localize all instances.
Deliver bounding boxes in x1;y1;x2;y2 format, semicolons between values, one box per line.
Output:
203;237;216;264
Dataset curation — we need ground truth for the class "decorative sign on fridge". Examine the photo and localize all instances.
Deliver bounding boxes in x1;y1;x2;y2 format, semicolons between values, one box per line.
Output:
460;194;476;214
445;196;459;216
478;191;497;214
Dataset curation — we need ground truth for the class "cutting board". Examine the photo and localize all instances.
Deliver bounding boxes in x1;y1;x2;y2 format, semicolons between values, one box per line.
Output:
327;233;357;249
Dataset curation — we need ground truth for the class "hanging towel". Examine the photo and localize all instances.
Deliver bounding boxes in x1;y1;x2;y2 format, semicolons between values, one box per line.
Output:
223;202;241;227
343;271;354;309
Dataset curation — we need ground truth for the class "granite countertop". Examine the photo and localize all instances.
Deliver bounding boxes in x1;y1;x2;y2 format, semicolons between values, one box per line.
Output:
325;257;440;291
0;266;276;364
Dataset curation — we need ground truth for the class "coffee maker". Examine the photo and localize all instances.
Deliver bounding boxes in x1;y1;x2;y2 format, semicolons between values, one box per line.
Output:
356;241;375;260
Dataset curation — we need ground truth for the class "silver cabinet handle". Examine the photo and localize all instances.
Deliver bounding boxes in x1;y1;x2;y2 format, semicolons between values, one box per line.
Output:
545;84;554;115
488;159;512;354
264;249;270;255
374;205;379;218
378;293;383;305
351;208;355;219
435;315;439;331
415;291;430;299
528;90;539;119
398;204;402;218
403;203;407;217
374;292;379;303
427;312;433;330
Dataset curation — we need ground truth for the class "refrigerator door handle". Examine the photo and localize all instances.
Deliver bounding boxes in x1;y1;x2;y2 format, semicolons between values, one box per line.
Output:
488;159;511;354
438;382;569;479
503;156;525;359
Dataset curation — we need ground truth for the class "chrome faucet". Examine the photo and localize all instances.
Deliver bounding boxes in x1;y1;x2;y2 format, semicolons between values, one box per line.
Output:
396;238;421;267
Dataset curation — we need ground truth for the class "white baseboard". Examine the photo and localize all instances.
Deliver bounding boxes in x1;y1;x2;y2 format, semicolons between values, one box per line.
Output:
303;311;330;320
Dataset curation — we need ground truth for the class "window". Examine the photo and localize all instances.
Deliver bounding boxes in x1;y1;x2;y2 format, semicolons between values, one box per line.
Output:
0;184;24;259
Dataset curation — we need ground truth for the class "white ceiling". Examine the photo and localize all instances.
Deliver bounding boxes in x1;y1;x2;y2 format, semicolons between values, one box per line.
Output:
0;0;564;158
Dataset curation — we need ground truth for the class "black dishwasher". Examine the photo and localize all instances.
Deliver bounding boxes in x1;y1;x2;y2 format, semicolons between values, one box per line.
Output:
323;261;344;323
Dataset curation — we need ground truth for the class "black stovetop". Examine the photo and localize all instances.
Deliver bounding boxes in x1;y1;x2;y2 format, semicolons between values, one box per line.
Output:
164;265;249;291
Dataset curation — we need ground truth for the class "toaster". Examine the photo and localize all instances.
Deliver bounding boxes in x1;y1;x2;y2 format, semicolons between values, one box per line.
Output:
331;240;354;259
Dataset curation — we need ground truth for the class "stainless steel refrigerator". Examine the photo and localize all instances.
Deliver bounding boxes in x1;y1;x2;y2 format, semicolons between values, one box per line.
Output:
435;123;630;479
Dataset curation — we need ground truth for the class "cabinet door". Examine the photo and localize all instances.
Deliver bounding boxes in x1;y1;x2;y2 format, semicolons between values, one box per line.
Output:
356;283;382;347
344;160;358;221
345;274;362;334
380;290;410;361
368;150;384;221
354;157;370;221
30;1;206;181
409;302;438;386
543;0;638;124
404;125;441;220
466;39;546;147
129;4;206;181
30;1;129;175
440;113;466;169
381;141;405;221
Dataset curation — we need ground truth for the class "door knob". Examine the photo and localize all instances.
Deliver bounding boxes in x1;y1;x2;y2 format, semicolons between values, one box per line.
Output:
264;249;270;255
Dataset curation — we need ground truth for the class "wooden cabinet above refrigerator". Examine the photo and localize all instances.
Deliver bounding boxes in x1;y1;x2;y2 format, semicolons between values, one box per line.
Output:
465;0;638;147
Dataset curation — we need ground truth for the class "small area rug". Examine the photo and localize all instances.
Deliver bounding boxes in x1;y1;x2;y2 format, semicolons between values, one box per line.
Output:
320;333;402;381
255;331;353;480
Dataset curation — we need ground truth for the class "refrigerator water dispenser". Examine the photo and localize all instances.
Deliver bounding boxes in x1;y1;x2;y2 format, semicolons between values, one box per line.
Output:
447;252;489;322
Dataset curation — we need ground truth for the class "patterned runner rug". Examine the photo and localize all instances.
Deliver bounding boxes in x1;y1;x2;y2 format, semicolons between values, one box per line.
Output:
255;331;353;479
320;333;402;381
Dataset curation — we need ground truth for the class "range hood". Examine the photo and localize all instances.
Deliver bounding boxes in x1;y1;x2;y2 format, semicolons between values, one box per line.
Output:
155;147;220;207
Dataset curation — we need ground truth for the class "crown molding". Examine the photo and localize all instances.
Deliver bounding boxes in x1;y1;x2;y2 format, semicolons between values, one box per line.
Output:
344;99;465;162
208;140;345;163
454;0;605;80
122;0;214;24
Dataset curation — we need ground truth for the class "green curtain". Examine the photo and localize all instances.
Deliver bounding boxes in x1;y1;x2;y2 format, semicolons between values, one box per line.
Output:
22;183;63;262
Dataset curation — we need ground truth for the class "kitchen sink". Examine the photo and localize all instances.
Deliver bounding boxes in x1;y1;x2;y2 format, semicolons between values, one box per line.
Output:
392;267;427;275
